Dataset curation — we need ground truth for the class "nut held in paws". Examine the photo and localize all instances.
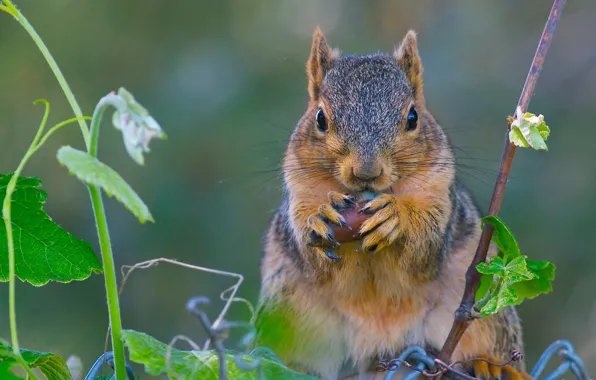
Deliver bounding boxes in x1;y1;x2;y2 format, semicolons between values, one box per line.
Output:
333;201;368;243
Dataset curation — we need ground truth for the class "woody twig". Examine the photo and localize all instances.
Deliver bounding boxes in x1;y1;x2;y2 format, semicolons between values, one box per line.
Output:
436;0;567;369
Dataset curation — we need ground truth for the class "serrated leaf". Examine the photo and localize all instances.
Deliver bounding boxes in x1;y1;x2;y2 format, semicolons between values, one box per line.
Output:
121;330;317;380
481;215;520;260
57;146;153;223
0;174;102;286
479;285;517;315
477;256;505;276
0;340;72;380
509;107;551;151
475;216;556;316
510;260;556;302
475;256;555;316
504;255;535;283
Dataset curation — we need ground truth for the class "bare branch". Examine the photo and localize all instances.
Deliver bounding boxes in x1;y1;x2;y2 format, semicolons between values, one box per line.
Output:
437;0;567;367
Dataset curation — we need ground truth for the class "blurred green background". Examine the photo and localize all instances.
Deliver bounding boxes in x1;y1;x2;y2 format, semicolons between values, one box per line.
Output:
1;0;596;377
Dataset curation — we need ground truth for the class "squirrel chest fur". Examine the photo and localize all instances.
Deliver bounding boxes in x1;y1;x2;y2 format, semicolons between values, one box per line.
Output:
253;28;527;380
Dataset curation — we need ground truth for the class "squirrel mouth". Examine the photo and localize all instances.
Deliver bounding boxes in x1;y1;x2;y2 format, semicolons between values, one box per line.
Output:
352;187;393;202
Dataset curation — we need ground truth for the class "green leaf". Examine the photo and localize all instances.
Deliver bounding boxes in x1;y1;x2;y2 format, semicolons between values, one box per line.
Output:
481;215;520;259
475;217;556;316
57;146;153;223
509;127;529;148
475;273;494;303
479;285;517;315
0;340;72;380
477;256;505;276
475;216;556;316
537;119;551;140
509;107;551;151
475;255;536;316
504;255;535;283
0;174;102;286
510;260;556;302
121;330;317;380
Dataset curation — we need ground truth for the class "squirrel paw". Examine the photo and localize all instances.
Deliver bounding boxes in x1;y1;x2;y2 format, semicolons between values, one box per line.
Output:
464;355;533;380
358;194;399;252
306;191;355;260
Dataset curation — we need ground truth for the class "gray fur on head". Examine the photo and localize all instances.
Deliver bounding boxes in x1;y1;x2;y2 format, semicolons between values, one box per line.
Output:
321;53;412;158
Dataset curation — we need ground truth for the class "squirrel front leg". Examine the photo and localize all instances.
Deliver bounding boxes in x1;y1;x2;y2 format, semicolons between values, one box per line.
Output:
290;190;356;260
358;192;449;277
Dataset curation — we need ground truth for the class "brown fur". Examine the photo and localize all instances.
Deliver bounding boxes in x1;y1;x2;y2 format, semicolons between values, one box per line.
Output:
253;28;527;379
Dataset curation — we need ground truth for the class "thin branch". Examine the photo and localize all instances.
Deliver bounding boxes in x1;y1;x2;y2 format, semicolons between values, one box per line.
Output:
437;0;566;366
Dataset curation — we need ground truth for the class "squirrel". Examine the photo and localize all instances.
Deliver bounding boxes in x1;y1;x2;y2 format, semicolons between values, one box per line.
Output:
252;28;530;380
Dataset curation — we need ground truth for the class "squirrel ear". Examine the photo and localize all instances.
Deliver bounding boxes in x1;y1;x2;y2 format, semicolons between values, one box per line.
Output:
395;30;424;99
307;27;339;100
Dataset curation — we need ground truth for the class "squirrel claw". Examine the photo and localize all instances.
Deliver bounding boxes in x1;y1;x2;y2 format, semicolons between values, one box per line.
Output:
338;219;352;230
319;204;349;228
358;194;400;252
325;250;341;260
307;231;322;247
344;195;357;206
307;192;354;249
307;230;339;248
328;191;357;210
358;205;373;215
359;240;384;253
326;233;340;246
366;244;378;252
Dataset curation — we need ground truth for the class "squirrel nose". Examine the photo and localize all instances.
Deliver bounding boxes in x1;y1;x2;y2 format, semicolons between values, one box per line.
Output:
351;163;383;182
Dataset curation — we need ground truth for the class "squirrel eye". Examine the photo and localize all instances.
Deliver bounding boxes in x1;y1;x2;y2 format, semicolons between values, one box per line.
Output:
315;108;328;133
406;106;418;131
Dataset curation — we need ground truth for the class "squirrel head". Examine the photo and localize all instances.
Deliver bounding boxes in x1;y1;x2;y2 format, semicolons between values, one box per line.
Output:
285;27;451;195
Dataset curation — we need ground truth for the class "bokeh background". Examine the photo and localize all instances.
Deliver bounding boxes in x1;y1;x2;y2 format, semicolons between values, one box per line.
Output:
1;0;596;377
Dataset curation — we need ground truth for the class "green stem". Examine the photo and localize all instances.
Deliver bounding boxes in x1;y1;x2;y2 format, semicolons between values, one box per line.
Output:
34;116;92;153
87;187;126;379
3;167;38;380
2;3;127;377
89;95;127;157
1;0;90;146
86;96;128;379
1;101;53;379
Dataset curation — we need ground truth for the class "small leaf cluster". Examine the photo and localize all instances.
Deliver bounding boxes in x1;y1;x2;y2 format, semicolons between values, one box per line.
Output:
509;106;551;150
111;87;166;166
474;215;556;316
